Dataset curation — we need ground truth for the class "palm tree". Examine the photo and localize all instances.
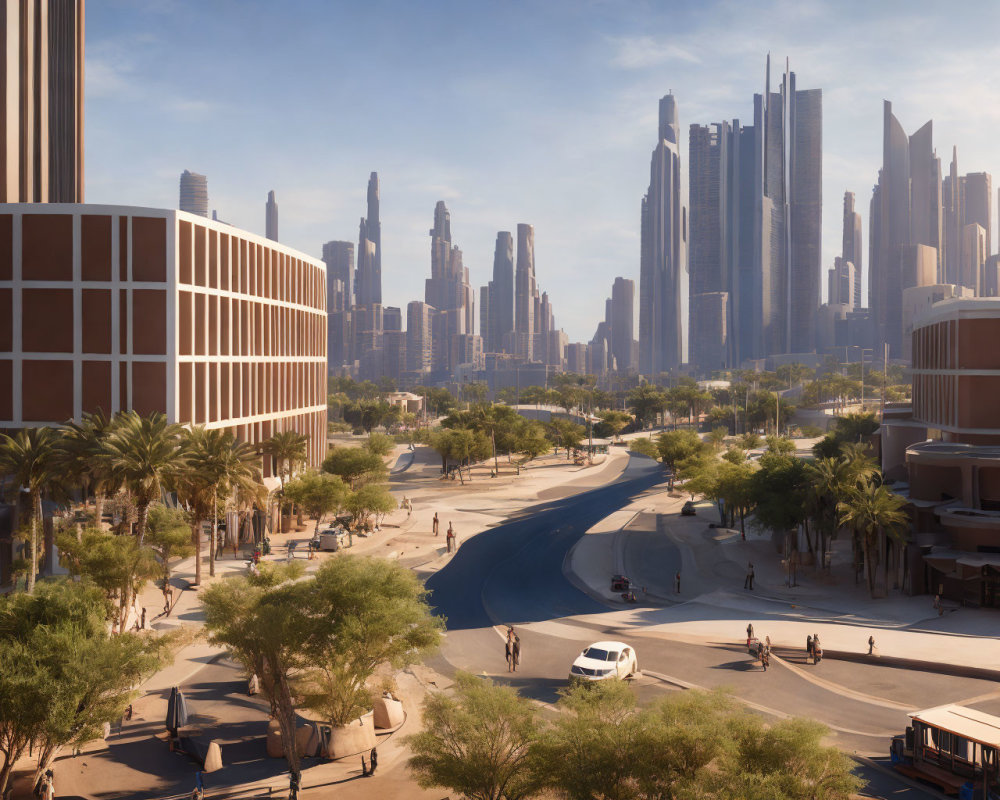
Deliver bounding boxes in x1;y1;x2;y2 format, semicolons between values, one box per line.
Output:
838;479;909;598
101;411;185;545
262;430;309;487
59;409;118;526
180;427;264;581
806;453;878;571
0;428;63;592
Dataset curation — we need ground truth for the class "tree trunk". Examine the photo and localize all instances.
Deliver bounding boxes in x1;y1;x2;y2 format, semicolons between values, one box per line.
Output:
31;742;60;794
192;521;203;587
27;489;39;592
95;492;106;529
136;501;150;547
210;493;217;578
0;745;27;796
803;519;815;554
270;662;301;775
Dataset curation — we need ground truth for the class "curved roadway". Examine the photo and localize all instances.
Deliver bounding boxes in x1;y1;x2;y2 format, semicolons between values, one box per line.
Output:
425;454;970;799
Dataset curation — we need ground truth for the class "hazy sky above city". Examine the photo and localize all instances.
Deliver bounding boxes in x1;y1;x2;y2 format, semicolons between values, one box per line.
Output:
86;0;1000;341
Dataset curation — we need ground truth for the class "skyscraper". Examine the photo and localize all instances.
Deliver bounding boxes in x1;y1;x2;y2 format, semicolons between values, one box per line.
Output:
610;277;635;372
356;172;382;306
688;122;730;370
323;240;354;371
486;231;515;353
1;0;85;203
639;94;686;376
757;57;822;356
842;191;863;308
515;223;537;360
870;102;942;357
179;170;208;217
425;201;475;374
265;189;278;241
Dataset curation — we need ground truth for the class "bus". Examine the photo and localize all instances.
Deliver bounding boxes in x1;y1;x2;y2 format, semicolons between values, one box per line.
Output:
891;704;1000;798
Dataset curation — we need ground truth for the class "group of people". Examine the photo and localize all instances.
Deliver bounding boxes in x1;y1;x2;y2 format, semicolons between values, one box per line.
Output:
746;624;770;670
505;627;521;672
806;633;823;663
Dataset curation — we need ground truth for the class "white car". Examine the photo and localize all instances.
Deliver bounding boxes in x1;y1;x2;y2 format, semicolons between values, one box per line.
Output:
569;641;638;682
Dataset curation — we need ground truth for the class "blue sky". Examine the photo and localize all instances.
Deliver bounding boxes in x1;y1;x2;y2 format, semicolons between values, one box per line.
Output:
86;0;1000;342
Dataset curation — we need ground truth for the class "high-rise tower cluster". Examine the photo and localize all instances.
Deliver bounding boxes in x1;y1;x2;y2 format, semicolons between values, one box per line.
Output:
680;57;822;374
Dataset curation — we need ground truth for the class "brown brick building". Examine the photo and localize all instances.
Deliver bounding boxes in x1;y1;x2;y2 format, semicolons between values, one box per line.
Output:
883;299;1000;606
0;204;327;471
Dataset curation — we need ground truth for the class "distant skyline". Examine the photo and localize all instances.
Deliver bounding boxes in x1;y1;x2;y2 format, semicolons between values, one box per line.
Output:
84;0;1000;341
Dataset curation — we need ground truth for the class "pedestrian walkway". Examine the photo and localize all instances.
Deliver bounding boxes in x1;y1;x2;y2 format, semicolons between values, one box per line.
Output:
565;490;1000;674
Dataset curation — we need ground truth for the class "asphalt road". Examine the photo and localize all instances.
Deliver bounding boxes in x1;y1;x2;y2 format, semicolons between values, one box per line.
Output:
426;454;962;800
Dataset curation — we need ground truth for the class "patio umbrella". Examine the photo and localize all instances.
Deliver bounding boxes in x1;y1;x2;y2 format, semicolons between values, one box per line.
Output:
166;687;189;736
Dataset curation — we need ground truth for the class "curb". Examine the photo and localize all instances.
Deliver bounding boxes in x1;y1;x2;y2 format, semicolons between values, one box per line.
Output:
818;648;1000;682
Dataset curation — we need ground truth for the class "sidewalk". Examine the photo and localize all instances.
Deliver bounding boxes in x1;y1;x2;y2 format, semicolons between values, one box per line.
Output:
564;492;1000;675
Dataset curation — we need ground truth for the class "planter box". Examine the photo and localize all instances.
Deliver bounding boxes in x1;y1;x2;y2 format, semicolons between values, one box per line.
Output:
266;719;314;758
327;711;376;759
373;697;404;729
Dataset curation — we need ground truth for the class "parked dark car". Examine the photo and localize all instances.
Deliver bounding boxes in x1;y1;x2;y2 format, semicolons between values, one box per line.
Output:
681;501;696;516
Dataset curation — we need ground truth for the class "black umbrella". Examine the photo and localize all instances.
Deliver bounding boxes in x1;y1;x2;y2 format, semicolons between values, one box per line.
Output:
166;686;189;736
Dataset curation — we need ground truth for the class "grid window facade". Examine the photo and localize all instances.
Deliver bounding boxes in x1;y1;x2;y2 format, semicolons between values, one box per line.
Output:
0;205;327;470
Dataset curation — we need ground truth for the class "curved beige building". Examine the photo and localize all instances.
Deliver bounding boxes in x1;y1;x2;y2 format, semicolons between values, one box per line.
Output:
0;203;328;470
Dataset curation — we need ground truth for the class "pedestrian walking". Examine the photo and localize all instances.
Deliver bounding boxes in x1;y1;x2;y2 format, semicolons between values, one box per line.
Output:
248;673;260;696
813;633;822;663
806;634;813;663
505;637;512;671
163;583;174;616
369;747;378;775
935;594;944;616
432;513;440;535
675;571;681;593
868;635;875;655
512;635;521;672
746;623;754;641
191;772;204;800
446;523;456;553
233;539;239;559
744;562;755;590
765;635;771;652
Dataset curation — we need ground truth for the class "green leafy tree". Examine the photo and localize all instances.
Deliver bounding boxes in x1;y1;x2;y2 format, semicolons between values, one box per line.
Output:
547;419;585;459
145;504;194;583
716;716;860;799
539;680;647;800
765;435;796;456
595;410;632;440
362;431;395;457
0;581;164;794
629;438;659;459
0;427;65;592
627;385;667;428
202;562;309;775
656;429;706;469
739;432;762;450
513;421;551;463
283;472;348;532
407;672;544;800
322;446;388;489
344;484;397;532
708;426;728;450
428;428;490;482
56;528;160;633
298;557;443;726
100;411;185;546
